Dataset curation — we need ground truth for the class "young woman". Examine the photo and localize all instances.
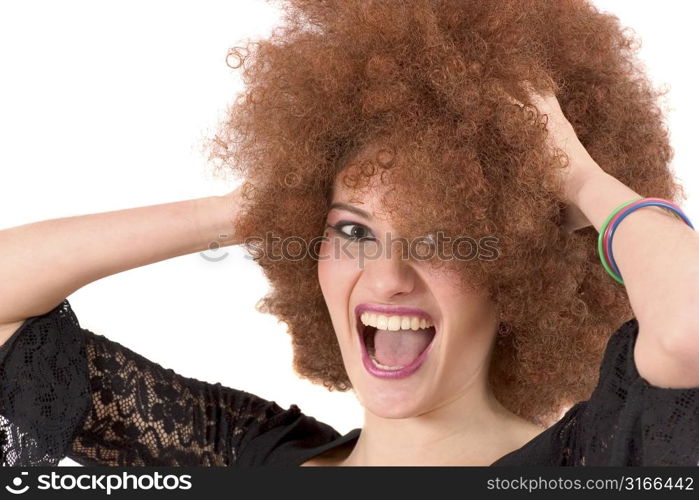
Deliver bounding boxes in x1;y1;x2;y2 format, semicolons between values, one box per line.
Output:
1;0;697;466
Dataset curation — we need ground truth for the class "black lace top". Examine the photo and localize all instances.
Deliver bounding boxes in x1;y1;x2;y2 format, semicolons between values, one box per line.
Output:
0;300;697;466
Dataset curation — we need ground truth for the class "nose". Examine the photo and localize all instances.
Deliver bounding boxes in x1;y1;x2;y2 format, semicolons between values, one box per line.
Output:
360;238;416;298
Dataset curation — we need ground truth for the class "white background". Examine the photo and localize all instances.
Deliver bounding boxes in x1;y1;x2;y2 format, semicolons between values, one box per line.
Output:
0;1;696;467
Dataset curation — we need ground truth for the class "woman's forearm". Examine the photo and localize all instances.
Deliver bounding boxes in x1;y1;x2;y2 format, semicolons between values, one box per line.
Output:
0;195;238;325
572;167;699;386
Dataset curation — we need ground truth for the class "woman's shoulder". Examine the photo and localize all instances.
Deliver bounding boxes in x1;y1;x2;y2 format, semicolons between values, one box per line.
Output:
494;316;699;466
491;401;588;466
510;420;547;448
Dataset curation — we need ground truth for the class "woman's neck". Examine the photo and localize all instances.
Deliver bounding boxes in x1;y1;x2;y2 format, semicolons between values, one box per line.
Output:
339;384;541;466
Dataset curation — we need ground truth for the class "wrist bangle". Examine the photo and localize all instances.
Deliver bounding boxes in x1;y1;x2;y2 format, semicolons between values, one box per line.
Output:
597;197;694;285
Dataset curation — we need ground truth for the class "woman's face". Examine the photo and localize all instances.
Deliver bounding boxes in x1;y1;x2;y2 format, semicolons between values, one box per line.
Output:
317;158;501;419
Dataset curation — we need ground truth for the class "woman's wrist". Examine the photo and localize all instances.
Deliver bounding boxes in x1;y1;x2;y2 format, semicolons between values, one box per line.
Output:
194;194;243;252
566;159;606;209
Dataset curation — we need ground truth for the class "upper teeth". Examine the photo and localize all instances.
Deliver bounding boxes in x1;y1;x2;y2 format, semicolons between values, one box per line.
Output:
360;312;434;331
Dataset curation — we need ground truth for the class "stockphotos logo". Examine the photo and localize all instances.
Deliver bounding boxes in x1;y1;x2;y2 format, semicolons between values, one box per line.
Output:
3;471;193;496
5;471;29;494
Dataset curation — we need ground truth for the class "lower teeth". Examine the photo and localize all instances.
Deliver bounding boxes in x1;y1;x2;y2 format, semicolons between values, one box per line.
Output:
369;354;405;371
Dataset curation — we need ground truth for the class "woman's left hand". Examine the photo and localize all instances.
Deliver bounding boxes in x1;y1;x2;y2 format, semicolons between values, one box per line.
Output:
511;88;605;233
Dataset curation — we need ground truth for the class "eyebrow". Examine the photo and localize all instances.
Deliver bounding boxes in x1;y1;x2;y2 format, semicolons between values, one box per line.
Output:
328;202;372;219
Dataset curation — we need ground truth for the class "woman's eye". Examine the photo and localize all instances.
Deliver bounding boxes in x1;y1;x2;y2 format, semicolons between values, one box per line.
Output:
327;222;374;241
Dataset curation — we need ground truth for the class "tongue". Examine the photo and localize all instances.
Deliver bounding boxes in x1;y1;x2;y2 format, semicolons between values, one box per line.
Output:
373;328;434;367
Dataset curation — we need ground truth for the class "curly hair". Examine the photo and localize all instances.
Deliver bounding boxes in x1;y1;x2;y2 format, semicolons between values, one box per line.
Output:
205;0;685;428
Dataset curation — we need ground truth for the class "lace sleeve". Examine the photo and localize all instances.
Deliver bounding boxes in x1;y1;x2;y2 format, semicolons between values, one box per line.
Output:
0;299;339;466
573;318;699;465
493;318;699;466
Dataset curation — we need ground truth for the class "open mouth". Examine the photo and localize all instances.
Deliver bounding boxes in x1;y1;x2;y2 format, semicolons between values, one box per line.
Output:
357;316;437;379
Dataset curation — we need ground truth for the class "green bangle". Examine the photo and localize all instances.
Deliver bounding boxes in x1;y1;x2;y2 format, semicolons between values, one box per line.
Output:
596;197;643;285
